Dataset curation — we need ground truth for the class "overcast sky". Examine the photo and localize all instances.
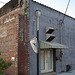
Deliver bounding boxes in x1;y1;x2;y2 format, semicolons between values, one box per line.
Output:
0;0;75;18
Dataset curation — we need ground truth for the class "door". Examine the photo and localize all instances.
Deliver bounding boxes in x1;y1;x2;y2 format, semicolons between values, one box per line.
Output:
41;49;53;73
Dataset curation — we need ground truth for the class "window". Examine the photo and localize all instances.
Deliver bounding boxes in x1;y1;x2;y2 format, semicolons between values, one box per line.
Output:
41;49;53;73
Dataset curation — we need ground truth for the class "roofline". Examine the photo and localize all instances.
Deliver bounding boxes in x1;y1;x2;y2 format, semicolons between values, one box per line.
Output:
0;0;75;20
0;0;18;17
0;1;11;9
32;0;75;20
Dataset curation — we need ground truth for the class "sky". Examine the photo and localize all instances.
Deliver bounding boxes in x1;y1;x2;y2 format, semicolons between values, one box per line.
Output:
0;0;75;18
0;0;10;7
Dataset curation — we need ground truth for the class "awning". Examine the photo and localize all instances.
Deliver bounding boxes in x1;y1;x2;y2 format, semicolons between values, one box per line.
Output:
40;41;68;49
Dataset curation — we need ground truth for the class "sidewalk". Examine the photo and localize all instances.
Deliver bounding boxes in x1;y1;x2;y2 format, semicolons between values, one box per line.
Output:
57;70;75;75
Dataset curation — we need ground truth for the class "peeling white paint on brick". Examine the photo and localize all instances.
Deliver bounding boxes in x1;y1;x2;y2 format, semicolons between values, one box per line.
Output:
0;30;7;38
4;16;15;24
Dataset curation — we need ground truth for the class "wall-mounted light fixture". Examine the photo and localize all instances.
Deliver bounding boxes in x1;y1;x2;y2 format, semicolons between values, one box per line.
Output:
36;10;41;30
36;10;41;17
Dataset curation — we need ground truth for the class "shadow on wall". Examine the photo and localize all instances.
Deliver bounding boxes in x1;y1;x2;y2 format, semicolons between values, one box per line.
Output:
66;65;71;72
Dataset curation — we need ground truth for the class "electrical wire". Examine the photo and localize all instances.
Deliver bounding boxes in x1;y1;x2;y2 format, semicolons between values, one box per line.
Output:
59;0;71;73
65;0;70;14
0;1;6;4
62;0;70;22
59;0;70;45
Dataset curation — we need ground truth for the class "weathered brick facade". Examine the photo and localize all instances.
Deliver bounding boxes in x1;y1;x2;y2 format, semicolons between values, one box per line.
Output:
0;7;29;75
18;15;29;75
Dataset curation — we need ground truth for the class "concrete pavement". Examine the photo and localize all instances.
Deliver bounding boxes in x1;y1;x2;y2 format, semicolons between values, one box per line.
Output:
57;70;75;75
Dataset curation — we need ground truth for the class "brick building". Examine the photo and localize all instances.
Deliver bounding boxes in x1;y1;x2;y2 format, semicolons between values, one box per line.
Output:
0;0;29;75
0;0;75;75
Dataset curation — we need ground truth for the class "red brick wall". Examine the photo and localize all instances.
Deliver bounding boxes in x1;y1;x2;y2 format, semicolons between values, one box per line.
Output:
0;8;25;75
0;7;29;75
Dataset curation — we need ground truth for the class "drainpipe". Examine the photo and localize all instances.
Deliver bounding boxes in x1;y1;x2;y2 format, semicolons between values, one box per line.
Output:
59;20;63;73
59;20;63;62
36;10;41;75
60;20;62;44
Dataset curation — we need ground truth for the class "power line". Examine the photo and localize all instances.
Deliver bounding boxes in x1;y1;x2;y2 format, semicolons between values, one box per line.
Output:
59;0;71;72
62;0;70;22
0;1;6;4
65;0;70;14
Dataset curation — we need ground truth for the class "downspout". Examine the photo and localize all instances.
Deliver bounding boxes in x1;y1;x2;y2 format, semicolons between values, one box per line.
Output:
59;19;63;73
59;20;63;61
60;20;62;43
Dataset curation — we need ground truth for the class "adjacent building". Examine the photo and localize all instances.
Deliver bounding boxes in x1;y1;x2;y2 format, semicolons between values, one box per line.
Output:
0;0;75;75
